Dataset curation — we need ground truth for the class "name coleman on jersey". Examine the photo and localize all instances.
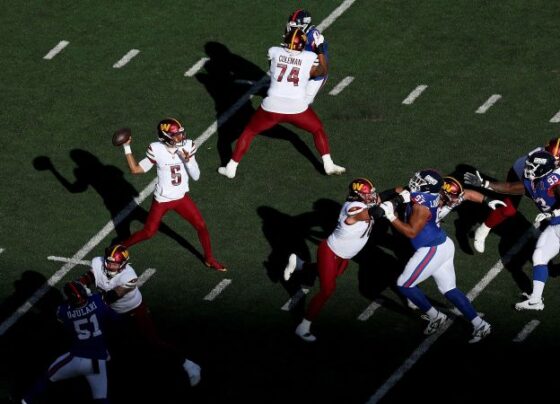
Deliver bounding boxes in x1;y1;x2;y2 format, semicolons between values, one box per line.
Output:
278;55;302;66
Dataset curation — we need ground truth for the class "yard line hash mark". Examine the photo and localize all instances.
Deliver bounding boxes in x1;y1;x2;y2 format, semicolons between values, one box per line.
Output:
281;288;309;311
204;279;232;301
402;85;428;105
43;40;69;60
184;57;210;77
329;76;354;96
512;319;540;342
475;94;502;114
113;49;140;68
0;0;357;337
366;225;539;404
48;256;91;266
550;110;560;123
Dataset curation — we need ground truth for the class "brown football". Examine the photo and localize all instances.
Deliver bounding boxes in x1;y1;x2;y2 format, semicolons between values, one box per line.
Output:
112;128;131;146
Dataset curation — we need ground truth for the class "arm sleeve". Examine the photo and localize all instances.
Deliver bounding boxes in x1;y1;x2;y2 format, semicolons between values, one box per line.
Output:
139;157;154;172
186;157;200;181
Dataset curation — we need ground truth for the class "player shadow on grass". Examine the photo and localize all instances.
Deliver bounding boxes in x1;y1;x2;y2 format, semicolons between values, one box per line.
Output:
195;41;324;173
32;150;203;261
0;271;68;402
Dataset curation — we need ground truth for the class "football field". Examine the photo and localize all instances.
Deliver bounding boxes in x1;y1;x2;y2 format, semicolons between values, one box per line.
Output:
1;1;560;403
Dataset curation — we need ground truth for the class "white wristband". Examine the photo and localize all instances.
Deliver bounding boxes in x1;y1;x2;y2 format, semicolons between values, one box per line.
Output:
123;144;132;155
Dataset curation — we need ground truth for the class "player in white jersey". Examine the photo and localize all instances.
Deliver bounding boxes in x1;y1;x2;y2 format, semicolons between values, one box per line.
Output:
120;117;226;272
284;178;396;342
218;28;345;179
77;245;202;387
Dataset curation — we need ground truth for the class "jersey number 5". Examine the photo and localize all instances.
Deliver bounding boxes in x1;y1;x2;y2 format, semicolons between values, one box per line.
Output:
276;63;300;86
170;165;182;186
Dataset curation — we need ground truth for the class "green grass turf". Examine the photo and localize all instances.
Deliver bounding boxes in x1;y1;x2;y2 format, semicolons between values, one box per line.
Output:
1;1;560;403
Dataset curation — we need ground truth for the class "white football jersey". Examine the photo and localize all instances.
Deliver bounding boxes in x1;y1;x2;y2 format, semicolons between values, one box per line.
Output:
90;256;142;314
138;140;197;202
327;201;374;259
261;47;317;114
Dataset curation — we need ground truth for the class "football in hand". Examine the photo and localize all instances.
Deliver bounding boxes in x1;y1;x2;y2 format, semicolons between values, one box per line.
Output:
112;128;131;146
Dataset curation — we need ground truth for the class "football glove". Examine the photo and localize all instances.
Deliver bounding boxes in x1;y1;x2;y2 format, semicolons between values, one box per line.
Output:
464;170;491;189
483;197;507;210
380;201;397;222
534;209;560;224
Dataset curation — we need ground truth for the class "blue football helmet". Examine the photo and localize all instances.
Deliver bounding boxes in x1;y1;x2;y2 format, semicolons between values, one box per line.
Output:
408;169;443;194
524;151;556;181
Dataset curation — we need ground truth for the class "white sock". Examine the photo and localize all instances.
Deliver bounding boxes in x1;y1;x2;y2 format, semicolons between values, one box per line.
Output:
227;160;239;170
476;223;491;237
321;154;334;166
426;307;439;319
471;316;484;328
531;280;545;300
299;319;312;333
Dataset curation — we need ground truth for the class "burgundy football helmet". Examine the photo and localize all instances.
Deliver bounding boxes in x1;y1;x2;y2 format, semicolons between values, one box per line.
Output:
157;118;186;148
348;178;378;205
441;176;464;208
104;244;130;278
283;28;307;52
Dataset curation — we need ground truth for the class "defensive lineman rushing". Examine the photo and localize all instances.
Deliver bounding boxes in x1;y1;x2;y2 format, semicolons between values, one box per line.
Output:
380;170;491;343
285;9;328;105
120;118;226;272
465;151;560;311
471;137;560;253
21;282;117;404
77;245;202;386
218;28;345;179
285;178;392;341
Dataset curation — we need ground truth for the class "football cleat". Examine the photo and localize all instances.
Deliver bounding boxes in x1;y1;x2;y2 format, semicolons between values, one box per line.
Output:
295;323;317;342
284;253;297;281
183;359;201;387
422;311;448;335
324;163;346;176
205;257;227;272
469;320;491;344
515;297;544;311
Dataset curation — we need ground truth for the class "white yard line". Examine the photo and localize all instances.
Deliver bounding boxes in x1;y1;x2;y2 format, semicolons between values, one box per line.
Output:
137;268;156;287
281;288;309;311
329;76;354;96
203;279;232;301
0;0;357;337
512;319;540;342
184;57;210;77
357;298;384;321
113;49;140;68
366;225;538;404
43;40;69;60
402;85;428;105
316;0;357;32
475;94;502;114
48;256;91;266
550;111;560;123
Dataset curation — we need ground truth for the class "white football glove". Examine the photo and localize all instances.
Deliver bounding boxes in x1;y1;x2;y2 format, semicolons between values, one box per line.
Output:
464;170;491;189
487;200;506;210
398;190;411;204
535;212;553;224
312;31;324;46
380;201;397;222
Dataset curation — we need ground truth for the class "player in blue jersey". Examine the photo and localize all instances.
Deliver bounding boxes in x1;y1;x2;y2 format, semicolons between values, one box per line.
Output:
286;9;328;104
465;151;560;310
471;137;560;253
379;170;491;343
21;282;116;404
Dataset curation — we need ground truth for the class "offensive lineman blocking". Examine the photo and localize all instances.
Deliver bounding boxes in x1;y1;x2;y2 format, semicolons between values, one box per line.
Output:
218;28;345;179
